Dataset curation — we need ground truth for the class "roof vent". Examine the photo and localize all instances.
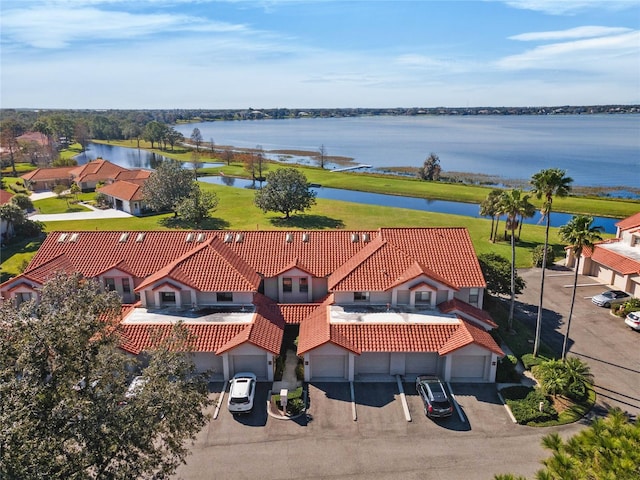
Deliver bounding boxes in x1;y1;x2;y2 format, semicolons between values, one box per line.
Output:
68;233;79;243
57;233;68;243
235;233;244;243
135;232;145;243
362;233;370;242
185;232;195;242
224;233;233;243
196;233;206;242
286;233;293;243
351;233;359;242
302;233;310;243
118;232;129;243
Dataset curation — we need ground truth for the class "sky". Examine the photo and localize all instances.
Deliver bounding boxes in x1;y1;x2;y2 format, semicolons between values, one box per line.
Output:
1;0;639;109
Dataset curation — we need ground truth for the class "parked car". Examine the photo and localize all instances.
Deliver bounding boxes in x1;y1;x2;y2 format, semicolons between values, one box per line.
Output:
416;375;453;418
625;311;640;331
228;372;257;414
591;290;632;308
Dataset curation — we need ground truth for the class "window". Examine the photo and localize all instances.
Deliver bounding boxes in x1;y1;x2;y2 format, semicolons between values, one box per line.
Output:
283;278;292;292
217;292;233;302
104;278;116;291
17;292;32;304
122;278;131;294
415;291;431;304
354;291;369;301
161;291;176;303
469;288;479;305
299;277;308;293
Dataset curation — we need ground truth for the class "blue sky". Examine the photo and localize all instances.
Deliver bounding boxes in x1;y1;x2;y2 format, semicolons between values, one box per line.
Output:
1;0;638;109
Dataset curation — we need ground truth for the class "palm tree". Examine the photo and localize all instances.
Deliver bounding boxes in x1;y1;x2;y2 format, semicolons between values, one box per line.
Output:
479;189;502;242
498;189;535;331
530;169;573;357
558;216;603;359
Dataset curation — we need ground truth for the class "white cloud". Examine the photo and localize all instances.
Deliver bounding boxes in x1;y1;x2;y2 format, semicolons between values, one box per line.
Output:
497;30;640;70
510;26;632;41
500;0;638;15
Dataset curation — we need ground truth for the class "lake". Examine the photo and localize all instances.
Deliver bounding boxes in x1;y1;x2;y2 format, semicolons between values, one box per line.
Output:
198;175;619;234
174;115;640;188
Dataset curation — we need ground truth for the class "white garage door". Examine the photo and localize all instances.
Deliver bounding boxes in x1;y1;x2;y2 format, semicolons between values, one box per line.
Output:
405;353;439;376
310;355;346;379
231;354;267;379
451;355;487;381
596;266;611;284
355;353;390;375
192;353;223;378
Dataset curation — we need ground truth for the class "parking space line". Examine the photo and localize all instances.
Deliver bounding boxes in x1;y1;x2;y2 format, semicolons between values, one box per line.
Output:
563;283;602;288
496;390;518;424
446;382;466;423
213;381;229;420
396;375;412;422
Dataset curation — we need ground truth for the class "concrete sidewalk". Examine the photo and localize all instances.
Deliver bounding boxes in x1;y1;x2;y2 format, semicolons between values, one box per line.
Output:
30;203;133;221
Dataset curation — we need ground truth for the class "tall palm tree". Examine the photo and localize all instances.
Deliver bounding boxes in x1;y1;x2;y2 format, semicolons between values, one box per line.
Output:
530;168;573;357
558;216;603;359
498;189;535;331
479;188;502;242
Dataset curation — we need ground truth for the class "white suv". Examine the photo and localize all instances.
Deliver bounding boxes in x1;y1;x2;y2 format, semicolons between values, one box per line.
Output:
228;372;257;414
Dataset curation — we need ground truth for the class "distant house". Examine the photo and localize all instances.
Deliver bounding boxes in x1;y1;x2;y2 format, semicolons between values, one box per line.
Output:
1;228;504;383
0;189;15;239
21;159;129;192
97;170;151;215
566;211;640;298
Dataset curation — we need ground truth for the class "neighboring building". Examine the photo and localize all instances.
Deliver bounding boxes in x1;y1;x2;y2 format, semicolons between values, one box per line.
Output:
21;159;128;192
0;189;15;240
1;228;504;383
97;170;151;215
566;212;640;298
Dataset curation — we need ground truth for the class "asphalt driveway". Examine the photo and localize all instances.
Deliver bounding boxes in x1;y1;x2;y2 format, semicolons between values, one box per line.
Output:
516;267;640;418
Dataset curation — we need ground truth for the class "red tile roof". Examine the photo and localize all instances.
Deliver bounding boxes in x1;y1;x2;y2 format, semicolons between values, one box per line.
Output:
439;298;497;328
113;169;152;181
0;189;14;205
590;245;640;275
69;159;128;184
278;304;320;324
98;179;146;202
616;212;640;231
11;228;485;291
21;167;75;182
439;319;504;356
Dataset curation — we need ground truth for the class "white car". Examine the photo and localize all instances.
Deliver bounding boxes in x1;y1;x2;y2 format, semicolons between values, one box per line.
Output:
228;372;257;414
591;290;632;308
625;311;640;331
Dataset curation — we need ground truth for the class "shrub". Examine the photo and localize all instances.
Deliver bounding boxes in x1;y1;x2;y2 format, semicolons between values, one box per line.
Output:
532;245;555;268
287;398;306;416
615;298;640;318
505;388;558;424
295;359;305;381
521;353;550;370
500;385;532;400
496;355;520;383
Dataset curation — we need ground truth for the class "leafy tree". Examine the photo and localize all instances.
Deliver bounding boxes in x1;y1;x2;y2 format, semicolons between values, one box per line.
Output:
142;159;195;216
74;120;91;151
143;121;167;149
418;153;441;181
479;188;503;242
496;409;639;480
498;189;535;331
532;245;555;268
254;168;317;219
175;185;219;225
0;272;211;480
558;215;603;359
52;156;78;167
10;193;34;211
190;127;203;151
1;119;24;175
478;252;525;296
531;168;573;357
0;202;23;238
222;148;234;166
165;127;184;151
254;145;268;181
70;183;82;200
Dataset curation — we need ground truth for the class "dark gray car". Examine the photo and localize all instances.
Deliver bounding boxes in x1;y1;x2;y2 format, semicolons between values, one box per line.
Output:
416;375;453;418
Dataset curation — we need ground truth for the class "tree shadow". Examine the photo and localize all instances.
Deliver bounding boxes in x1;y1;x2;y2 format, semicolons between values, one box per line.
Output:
513;298;565;356
269;214;344;229
159;216;231;230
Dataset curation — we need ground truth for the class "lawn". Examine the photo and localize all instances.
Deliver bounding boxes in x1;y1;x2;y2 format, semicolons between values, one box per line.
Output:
32;193;94;214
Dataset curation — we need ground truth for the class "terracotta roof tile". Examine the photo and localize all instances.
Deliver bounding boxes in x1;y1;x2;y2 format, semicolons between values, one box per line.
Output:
616;212;640;231
439;298;497;329
70;159;128;183
590;246;640;275
113;169;151;181
21;167;75;181
278;304;319;324
439;320;504;356
335;323;458;352
0;189;14;205
98;180;146;201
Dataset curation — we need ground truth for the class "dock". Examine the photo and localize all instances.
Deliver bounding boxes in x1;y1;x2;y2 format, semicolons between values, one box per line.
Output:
331;164;372;172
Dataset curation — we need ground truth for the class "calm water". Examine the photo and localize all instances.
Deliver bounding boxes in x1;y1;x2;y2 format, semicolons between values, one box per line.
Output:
175;115;640;188
198;176;619;234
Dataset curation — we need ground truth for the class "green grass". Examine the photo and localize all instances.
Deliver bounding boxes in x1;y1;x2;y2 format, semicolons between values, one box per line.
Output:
0;238;43;283
33;194;94;214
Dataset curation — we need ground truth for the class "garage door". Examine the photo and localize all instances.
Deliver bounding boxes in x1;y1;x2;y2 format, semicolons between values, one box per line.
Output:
405;353;439;376
231;354;267;379
451;355;486;381
192;353;223;378
355;353;390;375
310;355;346;379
